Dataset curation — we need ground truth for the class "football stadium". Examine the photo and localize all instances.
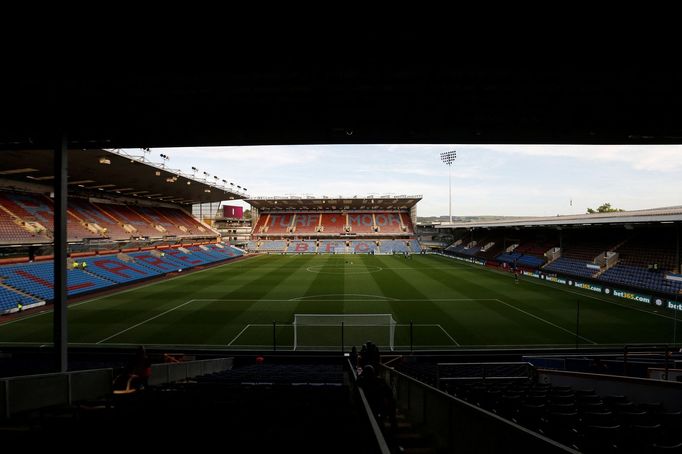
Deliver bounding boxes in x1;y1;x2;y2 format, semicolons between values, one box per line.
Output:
1;66;682;453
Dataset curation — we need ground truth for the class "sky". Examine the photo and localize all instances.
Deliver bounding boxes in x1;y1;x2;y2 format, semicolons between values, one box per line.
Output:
128;145;682;217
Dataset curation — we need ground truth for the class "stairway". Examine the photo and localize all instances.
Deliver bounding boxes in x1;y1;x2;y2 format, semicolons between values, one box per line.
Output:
384;409;435;453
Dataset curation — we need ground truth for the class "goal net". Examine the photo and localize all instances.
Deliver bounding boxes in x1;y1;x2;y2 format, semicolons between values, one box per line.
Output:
293;313;397;351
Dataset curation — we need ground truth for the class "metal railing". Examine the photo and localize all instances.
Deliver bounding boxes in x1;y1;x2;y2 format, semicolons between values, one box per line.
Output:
0;357;234;419
347;359;391;454
149;357;233;385
379;363;578;453
436;361;535;387
1;368;113;419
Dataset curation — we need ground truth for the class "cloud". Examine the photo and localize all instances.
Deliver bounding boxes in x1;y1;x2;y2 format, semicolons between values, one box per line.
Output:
471;144;682;172
155;146;322;168
122;144;682;217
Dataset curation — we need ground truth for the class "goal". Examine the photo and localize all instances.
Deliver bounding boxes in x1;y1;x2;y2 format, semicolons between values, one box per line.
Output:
293;313;397;351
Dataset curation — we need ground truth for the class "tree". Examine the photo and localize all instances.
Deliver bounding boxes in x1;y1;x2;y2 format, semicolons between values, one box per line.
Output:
587;203;624;214
243;209;252;220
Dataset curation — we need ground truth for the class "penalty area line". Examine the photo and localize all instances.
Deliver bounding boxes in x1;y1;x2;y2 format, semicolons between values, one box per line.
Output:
436;324;460;346
96;299;198;344
227;324;252;346
494;298;597;345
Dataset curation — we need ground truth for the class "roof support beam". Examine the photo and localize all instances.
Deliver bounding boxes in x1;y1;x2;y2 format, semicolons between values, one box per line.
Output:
53;133;68;372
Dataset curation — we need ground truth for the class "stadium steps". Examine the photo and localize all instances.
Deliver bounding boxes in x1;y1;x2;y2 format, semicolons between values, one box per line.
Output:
0;367;371;450
0;282;41;302
129;259;170;275
400;448;435;454
81;268;118;284
611;237;632;253
543;254;559;267
384;408;435;453
592;262;615;278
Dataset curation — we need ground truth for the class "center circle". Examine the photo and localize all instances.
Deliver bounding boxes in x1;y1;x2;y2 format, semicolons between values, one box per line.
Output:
306;265;383;275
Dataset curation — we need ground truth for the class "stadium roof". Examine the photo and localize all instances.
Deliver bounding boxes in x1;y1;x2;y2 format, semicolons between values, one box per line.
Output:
247;195;422;211
435;206;682;229
0;149;245;205
1;62;682;148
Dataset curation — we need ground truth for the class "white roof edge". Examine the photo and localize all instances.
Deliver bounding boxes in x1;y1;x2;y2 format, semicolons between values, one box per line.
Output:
436;206;682;229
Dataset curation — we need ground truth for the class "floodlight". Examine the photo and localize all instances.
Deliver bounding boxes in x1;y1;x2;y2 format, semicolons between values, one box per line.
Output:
440;150;457;223
440;150;456;165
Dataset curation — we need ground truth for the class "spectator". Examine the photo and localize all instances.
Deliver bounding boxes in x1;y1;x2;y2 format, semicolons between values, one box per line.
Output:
349;346;358;370
125;346;152;390
363;341;380;369
357;365;397;433
359;343;368;368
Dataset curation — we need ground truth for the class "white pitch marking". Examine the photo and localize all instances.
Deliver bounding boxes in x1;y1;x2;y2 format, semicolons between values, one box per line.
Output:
494;298;597;344
288;294;399;301
437;324;460;346
227;324;252;346
0;255;257;329
96;299;198;344
1;340;675;348
305;265;383;275
517;275;681;322
436;253;681;322
188;298;497;303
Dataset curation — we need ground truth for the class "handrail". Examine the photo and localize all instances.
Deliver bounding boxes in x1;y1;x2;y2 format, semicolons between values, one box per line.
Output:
347;359;392;454
1;368;112;419
149;357;233;386
436;361;535;386
0;357;235;419
380;363;578;453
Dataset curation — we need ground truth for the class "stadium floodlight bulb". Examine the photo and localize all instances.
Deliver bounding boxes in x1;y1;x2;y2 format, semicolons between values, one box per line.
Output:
440;150;457;223
440;150;457;165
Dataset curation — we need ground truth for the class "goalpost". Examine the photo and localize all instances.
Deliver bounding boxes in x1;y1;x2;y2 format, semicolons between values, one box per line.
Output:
293;314;397;351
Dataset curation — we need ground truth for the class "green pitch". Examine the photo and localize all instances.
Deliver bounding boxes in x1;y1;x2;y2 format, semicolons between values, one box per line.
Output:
0;254;679;350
